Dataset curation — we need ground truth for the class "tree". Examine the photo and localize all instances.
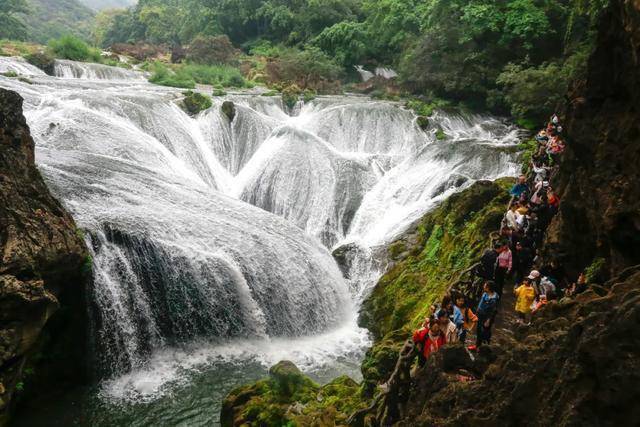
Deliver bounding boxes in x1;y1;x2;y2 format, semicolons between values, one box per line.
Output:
0;0;29;40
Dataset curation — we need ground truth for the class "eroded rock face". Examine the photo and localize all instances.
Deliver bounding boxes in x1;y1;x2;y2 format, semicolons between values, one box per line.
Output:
548;0;640;276
0;89;88;425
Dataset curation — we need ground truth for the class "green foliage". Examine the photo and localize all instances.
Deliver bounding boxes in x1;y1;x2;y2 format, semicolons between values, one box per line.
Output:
311;20;368;67
212;88;227;96
21;0;94;44
148;62;195;88
268;46;344;88
584;257;607;284
48;34;101;62
435;128;447;141
496;62;569;124
0;0;29;40
1;71;18;77
181;90;212;115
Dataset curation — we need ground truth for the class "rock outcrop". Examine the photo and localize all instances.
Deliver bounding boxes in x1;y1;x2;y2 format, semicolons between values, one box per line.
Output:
547;0;640;277
0;89;88;426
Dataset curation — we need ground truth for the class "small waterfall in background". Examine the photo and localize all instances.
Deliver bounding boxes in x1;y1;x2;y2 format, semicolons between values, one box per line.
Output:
53;59;147;80
0;58;522;422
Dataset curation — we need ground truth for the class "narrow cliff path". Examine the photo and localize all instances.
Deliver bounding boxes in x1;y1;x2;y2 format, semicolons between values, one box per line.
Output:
493;283;519;341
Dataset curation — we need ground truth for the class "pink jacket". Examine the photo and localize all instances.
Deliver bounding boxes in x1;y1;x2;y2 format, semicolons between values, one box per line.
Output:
497;249;512;270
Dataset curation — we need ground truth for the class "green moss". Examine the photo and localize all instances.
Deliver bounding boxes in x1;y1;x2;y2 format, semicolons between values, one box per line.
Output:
361;179;513;341
212;88;227;96
181;91;213;116
221;361;365;427
436;128;447;140
261;90;279;97
1;71;18;78
584;257;607;283
81;255;93;276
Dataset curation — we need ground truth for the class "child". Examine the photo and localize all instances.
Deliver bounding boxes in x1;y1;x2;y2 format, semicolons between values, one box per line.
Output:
454;295;477;344
412;318;446;366
514;278;536;324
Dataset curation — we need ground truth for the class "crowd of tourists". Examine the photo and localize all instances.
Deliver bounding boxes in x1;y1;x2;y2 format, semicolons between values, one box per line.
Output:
412;114;586;362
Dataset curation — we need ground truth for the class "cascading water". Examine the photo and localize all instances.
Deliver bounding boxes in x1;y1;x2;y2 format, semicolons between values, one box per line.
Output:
54;59;147;80
1;58;522;425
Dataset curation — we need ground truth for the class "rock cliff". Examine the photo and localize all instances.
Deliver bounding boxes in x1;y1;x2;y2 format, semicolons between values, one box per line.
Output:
0;89;88;426
547;0;640;276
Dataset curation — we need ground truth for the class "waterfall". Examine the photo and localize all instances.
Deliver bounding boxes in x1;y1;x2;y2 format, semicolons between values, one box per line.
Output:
54;59;146;80
0;56;46;76
0;57;521;397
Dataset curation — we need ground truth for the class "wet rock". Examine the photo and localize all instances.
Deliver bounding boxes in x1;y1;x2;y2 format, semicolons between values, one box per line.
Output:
0;89;88;425
221;100;235;122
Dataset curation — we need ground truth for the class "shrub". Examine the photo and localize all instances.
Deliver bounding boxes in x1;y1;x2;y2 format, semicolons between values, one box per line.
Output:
265;46;343;91
148;62;196;89
181;90;213;116
186;34;240;65
48;35;101;62
179;63;246;87
282;84;302;110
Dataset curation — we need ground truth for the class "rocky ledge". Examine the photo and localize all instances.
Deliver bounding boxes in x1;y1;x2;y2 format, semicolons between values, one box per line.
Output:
0;89;88;426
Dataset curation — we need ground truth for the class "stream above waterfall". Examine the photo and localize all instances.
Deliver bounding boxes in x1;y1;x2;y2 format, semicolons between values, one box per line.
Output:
0;58;522;425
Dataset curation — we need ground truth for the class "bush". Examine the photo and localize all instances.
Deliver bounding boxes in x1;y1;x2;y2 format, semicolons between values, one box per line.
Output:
48;35;101;62
186;34;240;65
148;62;196;89
181;90;212;116
265;46;343;91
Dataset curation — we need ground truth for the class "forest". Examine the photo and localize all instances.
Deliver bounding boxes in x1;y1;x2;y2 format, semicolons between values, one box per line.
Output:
2;0;608;126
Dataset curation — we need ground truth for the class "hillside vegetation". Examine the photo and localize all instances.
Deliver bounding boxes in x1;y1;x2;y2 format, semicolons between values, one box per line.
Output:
89;0;608;123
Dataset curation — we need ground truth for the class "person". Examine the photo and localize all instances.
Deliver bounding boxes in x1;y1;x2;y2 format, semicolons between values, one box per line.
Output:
437;308;458;344
473;281;500;350
454;294;476;344
514;278;536;324
412;317;446;366
566;273;587;297
509;175;529;198
495;244;512;297
532;294;548;314
505;203;520;230
514;241;535;284
477;243;499;280
532;161;548;183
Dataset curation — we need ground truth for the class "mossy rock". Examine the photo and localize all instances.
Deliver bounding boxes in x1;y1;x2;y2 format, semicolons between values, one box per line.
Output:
1;71;18;78
212;88;227;97
360;179;514;342
417;115;430;131
435;127;447;140
269;360;318;399
221;100;236;122
24;51;55;75
261;90;279;97
180;90;212;116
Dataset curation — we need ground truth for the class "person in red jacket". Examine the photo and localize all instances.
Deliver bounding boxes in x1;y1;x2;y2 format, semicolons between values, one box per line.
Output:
412;317;446;367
